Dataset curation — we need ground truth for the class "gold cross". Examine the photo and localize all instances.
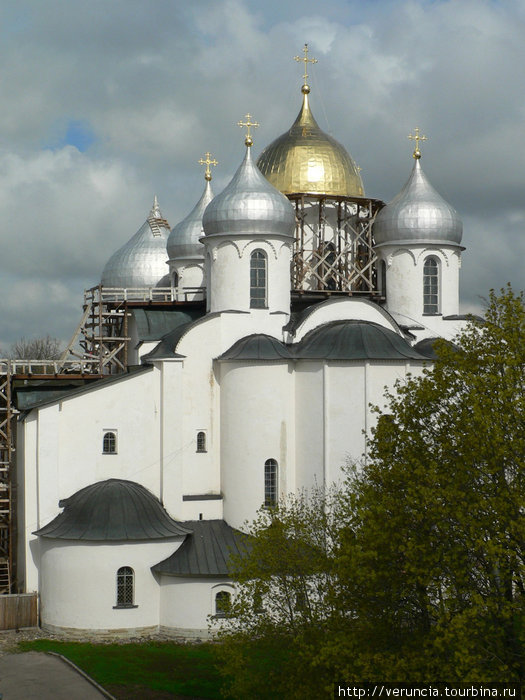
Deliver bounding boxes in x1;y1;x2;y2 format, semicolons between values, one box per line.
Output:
408;127;428;159
294;43;318;85
198;152;218;181
237;113;259;147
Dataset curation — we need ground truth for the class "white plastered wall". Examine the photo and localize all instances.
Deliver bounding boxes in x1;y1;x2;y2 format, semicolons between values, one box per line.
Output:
39;538;183;634
377;244;463;341
21;367;163;591
159;577;235;636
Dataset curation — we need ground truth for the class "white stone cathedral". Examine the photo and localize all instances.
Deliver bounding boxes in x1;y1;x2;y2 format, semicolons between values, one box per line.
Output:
16;61;467;637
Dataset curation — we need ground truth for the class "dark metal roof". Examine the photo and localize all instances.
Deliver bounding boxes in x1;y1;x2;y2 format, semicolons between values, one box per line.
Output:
132;308;205;342
141;321;194;360
219;321;428;363
152;520;251;577
34;479;191;541
413;337;440;359
294;320;428;361
218;334;293;361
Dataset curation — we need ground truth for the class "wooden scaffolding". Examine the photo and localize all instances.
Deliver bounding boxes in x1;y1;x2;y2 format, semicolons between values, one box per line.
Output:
289;194;384;296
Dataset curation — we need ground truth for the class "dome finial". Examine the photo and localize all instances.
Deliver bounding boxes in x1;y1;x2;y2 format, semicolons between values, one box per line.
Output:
198;151;218;181
408;127;428;159
237;113;259;147
294;43;318;94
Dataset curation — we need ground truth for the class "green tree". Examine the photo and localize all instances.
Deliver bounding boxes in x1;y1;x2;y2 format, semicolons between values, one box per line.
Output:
216;487;343;699
218;287;524;693
329;285;524;682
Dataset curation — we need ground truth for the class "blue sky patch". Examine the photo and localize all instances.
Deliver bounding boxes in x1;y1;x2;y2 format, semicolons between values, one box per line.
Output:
62;120;95;152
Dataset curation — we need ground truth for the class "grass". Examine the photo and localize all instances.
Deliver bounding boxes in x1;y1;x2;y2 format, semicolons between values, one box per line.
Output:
17;638;230;699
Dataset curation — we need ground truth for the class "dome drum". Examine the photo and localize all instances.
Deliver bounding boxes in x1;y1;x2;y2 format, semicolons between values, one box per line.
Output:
288;192;383;297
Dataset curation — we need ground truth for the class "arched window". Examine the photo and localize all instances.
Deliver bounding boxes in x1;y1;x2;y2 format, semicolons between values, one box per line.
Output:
215;590;231;617
172;271;179;289
264;458;278;507
423;256;439;314
381;260;387;297
250;250;267;308
196;431;207;453
103;431;117;454
116;566;134;607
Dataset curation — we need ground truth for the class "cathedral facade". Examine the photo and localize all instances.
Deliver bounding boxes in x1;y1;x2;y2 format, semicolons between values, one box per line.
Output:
16;67;467;637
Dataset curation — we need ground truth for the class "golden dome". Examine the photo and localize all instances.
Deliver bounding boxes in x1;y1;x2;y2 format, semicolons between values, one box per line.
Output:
257;87;364;197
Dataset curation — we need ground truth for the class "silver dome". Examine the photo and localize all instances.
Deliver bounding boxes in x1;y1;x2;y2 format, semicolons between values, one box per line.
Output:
373;158;462;246
202;146;295;238
167;179;214;261
101;196;171;287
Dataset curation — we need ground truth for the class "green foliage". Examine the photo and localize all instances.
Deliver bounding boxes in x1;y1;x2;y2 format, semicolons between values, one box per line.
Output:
215;487;343;698
337;285;524;682
218;287;525;692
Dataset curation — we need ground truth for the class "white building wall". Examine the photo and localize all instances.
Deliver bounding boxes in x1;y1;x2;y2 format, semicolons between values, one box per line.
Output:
159;578;235;637
219;361;294;529
205;236;292;317
39;538;183;634
378;244;463;340
20;368;164;592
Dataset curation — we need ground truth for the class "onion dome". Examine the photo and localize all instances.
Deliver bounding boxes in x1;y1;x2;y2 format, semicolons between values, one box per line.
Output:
167;169;214;261
101;196;171;287
203;137;295;238
34;479;191;541
256;85;364;197
373;155;463;247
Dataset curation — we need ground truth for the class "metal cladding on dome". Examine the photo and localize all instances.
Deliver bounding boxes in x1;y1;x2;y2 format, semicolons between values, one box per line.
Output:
373;157;463;247
101;196;171;287
202;144;296;238
167;179;214;261
256;87;364;197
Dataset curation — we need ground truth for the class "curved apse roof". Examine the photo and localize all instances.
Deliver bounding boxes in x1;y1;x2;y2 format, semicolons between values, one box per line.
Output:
219;322;428;362
34;479;191;541
219;334;294;361
295;320;427;360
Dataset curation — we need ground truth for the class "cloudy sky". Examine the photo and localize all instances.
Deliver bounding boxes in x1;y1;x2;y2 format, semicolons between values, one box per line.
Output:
0;0;523;350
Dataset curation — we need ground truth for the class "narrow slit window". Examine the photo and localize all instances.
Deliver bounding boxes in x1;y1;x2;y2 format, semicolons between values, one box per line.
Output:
423;257;439;314
103;431;117;454
250;250;267;308
264;458;278;507
197;431;207;453
115;566;134;607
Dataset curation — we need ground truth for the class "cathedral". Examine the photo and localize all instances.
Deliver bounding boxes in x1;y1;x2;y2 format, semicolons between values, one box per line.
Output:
13;49;468;637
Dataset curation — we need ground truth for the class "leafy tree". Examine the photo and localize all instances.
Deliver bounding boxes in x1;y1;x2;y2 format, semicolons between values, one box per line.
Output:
216;487;343;698
217;287;524;693
330;285;524;682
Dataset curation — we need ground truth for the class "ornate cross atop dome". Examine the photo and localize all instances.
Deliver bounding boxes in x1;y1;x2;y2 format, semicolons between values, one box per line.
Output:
408;127;428;159
294;43;318;93
198;152;218;181
237;113;259;147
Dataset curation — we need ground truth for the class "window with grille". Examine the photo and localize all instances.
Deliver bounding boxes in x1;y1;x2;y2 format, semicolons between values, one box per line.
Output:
196;431;207;453
103;431;117;454
115;566;135;607
423;257;439;314
264;458;278;507
250;250;267;308
215;590;231;616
